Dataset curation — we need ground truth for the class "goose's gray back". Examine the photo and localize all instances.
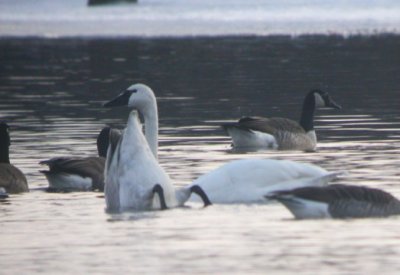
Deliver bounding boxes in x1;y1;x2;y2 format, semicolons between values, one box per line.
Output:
40;157;105;191
0;163;28;193
237;117;316;150
288;184;400;218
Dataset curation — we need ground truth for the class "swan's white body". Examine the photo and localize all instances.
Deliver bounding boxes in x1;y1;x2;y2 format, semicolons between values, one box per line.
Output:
105;111;189;211
187;158;337;204
104;83;339;211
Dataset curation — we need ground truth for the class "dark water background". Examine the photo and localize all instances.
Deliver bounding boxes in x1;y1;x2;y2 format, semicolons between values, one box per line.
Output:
1;35;400;274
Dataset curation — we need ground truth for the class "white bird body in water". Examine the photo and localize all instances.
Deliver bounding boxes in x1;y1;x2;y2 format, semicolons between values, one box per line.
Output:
103;83;339;212
188;158;338;204
103;85;211;212
221;90;341;151
267;184;400;219
104;111;182;211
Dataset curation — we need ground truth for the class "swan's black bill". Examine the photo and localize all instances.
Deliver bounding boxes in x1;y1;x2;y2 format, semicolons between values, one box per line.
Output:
103;90;135;108
327;99;342;110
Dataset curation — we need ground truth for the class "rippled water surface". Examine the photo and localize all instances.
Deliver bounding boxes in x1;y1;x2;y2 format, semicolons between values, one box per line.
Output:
1;0;400;36
1;36;400;274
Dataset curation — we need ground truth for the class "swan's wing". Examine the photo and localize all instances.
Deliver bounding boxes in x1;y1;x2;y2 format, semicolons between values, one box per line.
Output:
237;116;306;134
109;128;122;156
105;128;123;170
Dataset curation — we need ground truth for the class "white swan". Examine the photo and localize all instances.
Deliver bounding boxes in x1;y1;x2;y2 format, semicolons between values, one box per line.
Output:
103;83;339;210
187;158;338;204
103;85;209;212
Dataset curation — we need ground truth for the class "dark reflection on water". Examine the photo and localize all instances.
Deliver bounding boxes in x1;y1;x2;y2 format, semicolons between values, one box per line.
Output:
0;35;400;274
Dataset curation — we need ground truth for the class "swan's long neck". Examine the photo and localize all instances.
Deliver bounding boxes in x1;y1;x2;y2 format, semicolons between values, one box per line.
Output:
126;111;149;151
141;100;159;159
299;93;315;132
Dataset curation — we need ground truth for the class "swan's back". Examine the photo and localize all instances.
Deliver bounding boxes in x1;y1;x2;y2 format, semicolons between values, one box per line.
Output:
189;158;334;204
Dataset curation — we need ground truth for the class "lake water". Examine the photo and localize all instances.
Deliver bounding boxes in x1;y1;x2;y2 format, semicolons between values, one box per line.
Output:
1;0;400;37
1;35;400;274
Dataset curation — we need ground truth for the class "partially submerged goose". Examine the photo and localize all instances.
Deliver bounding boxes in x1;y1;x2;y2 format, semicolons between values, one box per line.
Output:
40;127;112;192
222;89;341;151
0;122;29;194
266;184;400;219
103;84;339;211
103;84;210;212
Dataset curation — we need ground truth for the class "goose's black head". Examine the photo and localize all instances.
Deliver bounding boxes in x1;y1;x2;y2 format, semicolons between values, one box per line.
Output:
0;122;10;147
311;89;341;110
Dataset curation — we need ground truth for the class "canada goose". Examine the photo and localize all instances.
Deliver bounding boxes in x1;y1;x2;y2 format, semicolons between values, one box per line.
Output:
0;122;29;194
266;184;400;219
103;84;339;211
221;89;341;151
40;126;112;192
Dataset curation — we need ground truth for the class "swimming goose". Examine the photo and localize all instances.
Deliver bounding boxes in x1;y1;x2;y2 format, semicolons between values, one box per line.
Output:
266;184;400;219
103;83;339;209
221;89;341;151
0;122;29;194
103;84;210;212
40;126;112;192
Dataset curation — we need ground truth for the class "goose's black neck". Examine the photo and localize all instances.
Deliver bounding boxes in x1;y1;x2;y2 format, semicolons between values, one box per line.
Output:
97;126;111;158
299;91;316;132
0;125;10;164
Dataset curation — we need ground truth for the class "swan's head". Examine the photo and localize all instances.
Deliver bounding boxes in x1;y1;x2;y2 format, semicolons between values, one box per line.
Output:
311;89;341;109
103;83;157;113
